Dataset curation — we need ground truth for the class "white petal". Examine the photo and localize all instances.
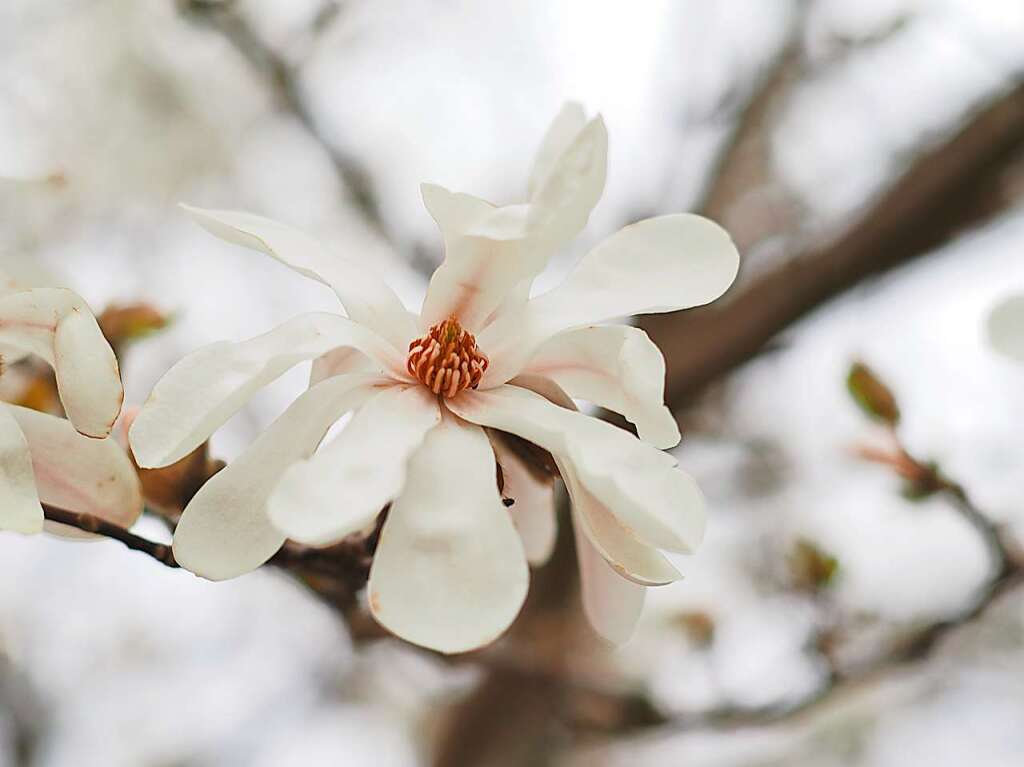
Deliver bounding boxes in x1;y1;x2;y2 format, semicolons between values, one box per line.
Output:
309;347;374;386
0;288;122;437
8;405;142;538
559;458;681;586
528;102;588;198
988;294;1024;362
575;522;645;644
419;184;543;331
368;415;529;653
510;375;680;581
480;214;740;386
181;205;419;351
525;114;607;251
268;385;441;545
448;385;706;555
173;374;394;580
523;325;680;448
130;312;407;469
0;406;43;534
419;117;606;332
490;432;556;566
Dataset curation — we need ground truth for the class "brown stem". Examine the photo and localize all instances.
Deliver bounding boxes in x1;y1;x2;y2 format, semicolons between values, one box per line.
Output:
40;503;377;605
42;504;179;568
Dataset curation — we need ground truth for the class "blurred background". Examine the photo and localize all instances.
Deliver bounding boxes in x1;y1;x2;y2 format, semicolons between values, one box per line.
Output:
2;0;1024;764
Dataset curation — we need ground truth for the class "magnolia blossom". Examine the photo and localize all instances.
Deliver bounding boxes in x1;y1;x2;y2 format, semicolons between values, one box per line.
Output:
0;280;142;535
130;104;739;653
989;293;1024;362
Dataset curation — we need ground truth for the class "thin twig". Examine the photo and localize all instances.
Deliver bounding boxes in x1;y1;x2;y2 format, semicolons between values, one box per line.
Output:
40;503;377;602
179;0;390;240
42;504;179;568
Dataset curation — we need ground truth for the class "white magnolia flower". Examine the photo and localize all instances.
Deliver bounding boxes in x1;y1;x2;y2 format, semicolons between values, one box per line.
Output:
0;281;142;535
130;104;740;653
989;293;1024;362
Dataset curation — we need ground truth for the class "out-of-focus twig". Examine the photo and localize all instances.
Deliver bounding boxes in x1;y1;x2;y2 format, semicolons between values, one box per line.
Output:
646;80;1024;409
663;364;1024;735
178;0;388;239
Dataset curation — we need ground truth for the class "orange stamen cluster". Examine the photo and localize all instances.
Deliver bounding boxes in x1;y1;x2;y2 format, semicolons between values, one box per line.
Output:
407;317;489;398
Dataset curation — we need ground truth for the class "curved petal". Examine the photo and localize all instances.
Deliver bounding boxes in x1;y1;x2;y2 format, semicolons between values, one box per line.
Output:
523;325;680;448
525;113;607;252
130;312;407;469
479;214;740;386
368;415;529;653
418;184;539;331
309;347;374;387
575;522;645;644
181;205;419;351
173;374;395;580
0;288;123;437
490;432;556;566
528;102;588;198
509;375;679;581
419;115;606;332
0;406;43;534
8;405;142;538
558;457;681;586
268;385;441;546
448;385;706;556
988;293;1024;362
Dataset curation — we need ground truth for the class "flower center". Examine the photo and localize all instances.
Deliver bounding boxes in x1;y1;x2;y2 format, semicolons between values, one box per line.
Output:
407;318;489;398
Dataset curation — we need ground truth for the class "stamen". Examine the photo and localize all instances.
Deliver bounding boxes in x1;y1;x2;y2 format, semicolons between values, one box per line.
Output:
407;317;488;398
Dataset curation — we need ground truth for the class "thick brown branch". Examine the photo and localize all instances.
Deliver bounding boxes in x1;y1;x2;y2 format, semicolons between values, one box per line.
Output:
646;81;1024;408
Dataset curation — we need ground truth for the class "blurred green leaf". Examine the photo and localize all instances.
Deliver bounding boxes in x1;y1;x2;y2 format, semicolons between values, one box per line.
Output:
789;539;839;591
846;361;900;426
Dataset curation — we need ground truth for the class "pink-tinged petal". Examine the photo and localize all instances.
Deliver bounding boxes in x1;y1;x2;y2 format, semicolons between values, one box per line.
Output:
523;325;680;448
575;522;645;644
130;312;407;469
309;346;375;387
368;415;529;654
479;214;740;386
418;184;540;331
490;432;556;566
476;108;608;331
419;115;606;332
173;374;394;580
268;385;441;546
988;294;1024;362
448;385;706;556
8;405;142;538
181;205;419;351
0;406;43;534
0;288;123;438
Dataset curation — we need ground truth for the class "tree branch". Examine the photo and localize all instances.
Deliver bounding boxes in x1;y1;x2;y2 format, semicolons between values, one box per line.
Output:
42;504;179;568
645;81;1024;409
40;503;376;607
179;0;389;239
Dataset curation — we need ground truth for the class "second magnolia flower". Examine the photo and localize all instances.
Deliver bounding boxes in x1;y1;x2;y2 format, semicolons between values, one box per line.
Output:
129;103;740;653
